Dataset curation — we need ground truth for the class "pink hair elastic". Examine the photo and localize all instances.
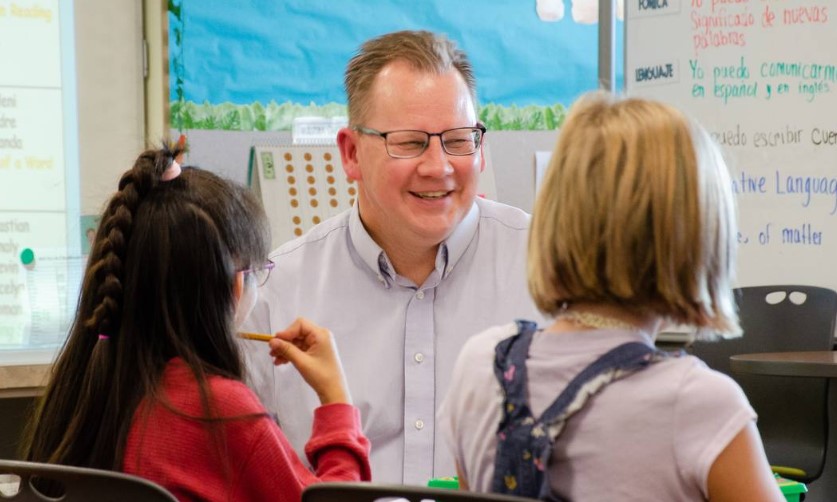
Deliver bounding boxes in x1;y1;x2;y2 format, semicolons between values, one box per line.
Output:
98;334;109;340
161;160;182;181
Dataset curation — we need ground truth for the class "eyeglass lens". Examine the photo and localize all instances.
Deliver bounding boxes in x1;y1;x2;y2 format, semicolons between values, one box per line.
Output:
252;269;269;286
244;261;274;287
386;128;482;158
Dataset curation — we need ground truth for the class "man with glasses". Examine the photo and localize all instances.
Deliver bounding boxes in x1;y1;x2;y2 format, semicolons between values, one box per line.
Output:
243;30;543;484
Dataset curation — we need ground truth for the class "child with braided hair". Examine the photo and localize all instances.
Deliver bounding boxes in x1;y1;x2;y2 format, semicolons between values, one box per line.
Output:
23;146;370;501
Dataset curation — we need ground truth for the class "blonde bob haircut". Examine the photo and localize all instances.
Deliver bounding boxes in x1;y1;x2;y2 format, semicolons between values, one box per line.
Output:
528;92;741;339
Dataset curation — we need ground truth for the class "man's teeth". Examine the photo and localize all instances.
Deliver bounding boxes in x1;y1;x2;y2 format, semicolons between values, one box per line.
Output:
416;191;447;199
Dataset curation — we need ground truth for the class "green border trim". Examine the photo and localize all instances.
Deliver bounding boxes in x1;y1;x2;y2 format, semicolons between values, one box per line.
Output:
170;101;566;132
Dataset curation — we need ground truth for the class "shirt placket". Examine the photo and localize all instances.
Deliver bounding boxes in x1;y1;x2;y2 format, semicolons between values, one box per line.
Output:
402;285;436;484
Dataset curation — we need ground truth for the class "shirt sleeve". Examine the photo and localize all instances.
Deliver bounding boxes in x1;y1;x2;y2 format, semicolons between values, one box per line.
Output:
673;359;757;497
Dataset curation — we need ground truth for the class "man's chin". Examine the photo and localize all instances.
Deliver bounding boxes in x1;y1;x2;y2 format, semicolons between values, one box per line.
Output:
409;218;461;244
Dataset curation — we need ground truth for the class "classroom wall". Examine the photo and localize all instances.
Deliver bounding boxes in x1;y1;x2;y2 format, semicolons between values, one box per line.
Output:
76;0;145;214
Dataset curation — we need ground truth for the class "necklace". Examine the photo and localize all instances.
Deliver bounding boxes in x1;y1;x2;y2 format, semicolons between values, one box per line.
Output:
554;304;639;331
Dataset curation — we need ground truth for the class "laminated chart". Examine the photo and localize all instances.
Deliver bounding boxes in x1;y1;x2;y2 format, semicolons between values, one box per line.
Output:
251;145;356;248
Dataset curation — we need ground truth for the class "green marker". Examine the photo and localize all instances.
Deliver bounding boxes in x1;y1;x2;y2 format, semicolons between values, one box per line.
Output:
427;476;459;490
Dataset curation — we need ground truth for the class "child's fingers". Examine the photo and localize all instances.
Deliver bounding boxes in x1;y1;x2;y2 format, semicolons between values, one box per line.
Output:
269;338;306;366
273;317;322;345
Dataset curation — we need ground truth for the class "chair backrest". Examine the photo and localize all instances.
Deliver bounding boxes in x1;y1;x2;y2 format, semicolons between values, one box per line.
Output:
688;285;837;483
0;459;178;502
0;397;36;461
302;482;537;502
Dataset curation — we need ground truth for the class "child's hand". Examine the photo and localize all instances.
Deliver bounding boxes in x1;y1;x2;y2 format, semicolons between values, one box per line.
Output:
268;317;351;405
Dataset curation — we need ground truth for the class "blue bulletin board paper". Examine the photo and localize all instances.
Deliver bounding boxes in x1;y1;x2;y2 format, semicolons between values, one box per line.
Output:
169;0;624;131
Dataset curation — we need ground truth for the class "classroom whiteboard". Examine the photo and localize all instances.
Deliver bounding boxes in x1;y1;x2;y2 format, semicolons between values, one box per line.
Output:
0;0;144;364
626;0;837;290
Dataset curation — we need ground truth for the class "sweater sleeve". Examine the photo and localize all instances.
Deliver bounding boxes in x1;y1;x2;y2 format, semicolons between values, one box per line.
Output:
226;397;369;501
304;402;372;482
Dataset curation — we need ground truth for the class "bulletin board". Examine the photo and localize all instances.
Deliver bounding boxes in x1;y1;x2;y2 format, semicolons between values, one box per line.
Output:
169;0;614;132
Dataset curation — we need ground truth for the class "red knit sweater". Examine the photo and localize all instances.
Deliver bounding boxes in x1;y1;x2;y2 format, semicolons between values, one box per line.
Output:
122;358;371;501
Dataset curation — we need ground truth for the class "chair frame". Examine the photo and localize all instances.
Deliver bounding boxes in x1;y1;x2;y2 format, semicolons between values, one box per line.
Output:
0;459;178;502
303;482;537;502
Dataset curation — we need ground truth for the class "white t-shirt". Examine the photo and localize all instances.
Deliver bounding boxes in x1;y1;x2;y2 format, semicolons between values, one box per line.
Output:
438;322;756;501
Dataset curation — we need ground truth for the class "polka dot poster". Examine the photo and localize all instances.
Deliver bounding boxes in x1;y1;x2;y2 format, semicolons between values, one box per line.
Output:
251;145;356;248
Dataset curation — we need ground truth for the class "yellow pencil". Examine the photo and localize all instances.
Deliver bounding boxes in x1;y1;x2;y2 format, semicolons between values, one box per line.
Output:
238;332;273;342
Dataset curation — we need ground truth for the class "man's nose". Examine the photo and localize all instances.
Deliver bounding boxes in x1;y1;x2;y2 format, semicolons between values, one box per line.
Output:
417;135;453;176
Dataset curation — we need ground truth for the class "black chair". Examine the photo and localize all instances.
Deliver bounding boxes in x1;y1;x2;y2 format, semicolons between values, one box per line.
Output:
0;459;177;502
0;397;36;460
302;482;537;502
688;285;837;483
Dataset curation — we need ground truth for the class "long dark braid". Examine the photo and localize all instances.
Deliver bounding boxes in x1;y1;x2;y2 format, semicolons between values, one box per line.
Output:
23;146;182;469
84;150;171;338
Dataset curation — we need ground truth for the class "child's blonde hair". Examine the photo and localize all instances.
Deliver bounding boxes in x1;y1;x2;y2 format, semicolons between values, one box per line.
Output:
528;92;740;339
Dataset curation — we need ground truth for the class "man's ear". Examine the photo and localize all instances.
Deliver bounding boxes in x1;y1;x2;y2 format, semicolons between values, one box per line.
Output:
337;127;362;181
478;142;486;173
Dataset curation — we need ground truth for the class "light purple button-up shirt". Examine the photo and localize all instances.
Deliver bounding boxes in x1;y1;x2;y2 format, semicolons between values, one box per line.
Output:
242;197;544;484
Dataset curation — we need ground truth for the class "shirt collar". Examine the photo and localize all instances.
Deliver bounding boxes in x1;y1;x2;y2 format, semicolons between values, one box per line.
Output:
441;200;479;278
348;200;481;285
349;203;390;282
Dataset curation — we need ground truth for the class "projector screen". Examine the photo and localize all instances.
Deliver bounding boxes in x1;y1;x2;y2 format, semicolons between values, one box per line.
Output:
0;0;82;363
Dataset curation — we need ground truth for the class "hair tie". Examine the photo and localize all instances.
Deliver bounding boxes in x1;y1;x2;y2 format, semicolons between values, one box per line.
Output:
161;159;182;181
98;334;109;341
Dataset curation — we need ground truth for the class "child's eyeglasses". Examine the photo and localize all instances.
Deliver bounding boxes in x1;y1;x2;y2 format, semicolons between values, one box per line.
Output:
241;259;275;287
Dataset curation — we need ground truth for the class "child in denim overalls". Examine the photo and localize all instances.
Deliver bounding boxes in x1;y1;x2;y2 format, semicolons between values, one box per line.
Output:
438;92;784;502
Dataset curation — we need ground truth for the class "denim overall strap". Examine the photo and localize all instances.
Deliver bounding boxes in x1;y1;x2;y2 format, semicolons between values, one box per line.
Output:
492;320;671;501
492;320;540;434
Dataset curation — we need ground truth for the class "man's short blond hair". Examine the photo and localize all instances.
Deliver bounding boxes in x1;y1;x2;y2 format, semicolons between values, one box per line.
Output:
344;30;477;125
528;92;740;339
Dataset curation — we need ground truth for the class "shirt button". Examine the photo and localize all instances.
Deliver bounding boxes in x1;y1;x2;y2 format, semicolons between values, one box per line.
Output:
415;419;424;430
414;352;424;363
416;290;425;300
